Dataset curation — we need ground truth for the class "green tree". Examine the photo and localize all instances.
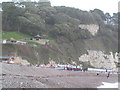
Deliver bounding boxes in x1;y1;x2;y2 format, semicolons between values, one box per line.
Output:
105;13;111;24
91;9;106;20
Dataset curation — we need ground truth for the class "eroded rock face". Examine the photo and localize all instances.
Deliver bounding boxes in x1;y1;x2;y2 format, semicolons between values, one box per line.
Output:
79;24;99;36
46;60;58;67
13;56;30;66
79;50;118;71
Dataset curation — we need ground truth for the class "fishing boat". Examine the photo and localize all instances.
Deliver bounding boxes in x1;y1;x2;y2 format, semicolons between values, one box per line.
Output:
73;68;82;71
66;67;73;70
54;67;65;70
46;67;55;69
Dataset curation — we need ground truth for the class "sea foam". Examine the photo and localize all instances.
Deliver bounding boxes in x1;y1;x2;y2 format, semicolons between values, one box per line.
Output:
97;82;119;88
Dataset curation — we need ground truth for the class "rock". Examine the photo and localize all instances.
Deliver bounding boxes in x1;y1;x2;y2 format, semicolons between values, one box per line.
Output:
13;56;30;66
79;50;118;71
79;24;99;35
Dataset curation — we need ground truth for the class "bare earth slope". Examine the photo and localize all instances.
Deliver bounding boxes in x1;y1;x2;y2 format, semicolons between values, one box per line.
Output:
1;63;118;88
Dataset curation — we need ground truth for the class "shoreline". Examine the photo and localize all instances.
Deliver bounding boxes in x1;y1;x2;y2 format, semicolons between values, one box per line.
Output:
1;62;118;88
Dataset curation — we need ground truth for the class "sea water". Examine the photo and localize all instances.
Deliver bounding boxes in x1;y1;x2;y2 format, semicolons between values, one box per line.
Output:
97;82;119;89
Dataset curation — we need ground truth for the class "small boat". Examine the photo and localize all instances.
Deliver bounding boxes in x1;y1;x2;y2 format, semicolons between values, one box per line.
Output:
73;68;82;71
46;67;55;68
55;67;65;70
66;67;73;70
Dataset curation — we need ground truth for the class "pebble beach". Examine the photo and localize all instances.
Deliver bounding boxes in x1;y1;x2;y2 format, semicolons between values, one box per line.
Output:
1;62;118;88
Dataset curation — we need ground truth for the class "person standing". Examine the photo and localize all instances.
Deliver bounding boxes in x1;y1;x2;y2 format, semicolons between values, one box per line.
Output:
97;72;99;76
106;68;107;72
107;72;110;78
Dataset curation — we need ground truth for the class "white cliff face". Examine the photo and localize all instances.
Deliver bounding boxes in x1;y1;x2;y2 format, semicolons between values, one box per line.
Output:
79;24;99;36
79;50;118;71
13;56;30;66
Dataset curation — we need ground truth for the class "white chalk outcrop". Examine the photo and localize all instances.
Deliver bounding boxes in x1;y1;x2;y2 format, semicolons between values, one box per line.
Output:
13;56;30;66
79;50;118;71
79;24;99;36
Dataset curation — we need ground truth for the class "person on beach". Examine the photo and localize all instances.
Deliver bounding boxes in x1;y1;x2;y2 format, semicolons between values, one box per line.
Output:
83;67;88;72
106;68;107;72
97;73;99;76
107;72;110;78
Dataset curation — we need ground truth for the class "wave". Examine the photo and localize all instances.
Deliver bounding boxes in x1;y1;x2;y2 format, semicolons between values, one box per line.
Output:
97;82;118;88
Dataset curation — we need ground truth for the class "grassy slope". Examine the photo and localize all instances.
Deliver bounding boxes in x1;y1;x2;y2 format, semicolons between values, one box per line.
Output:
2;5;118;65
2;32;32;40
